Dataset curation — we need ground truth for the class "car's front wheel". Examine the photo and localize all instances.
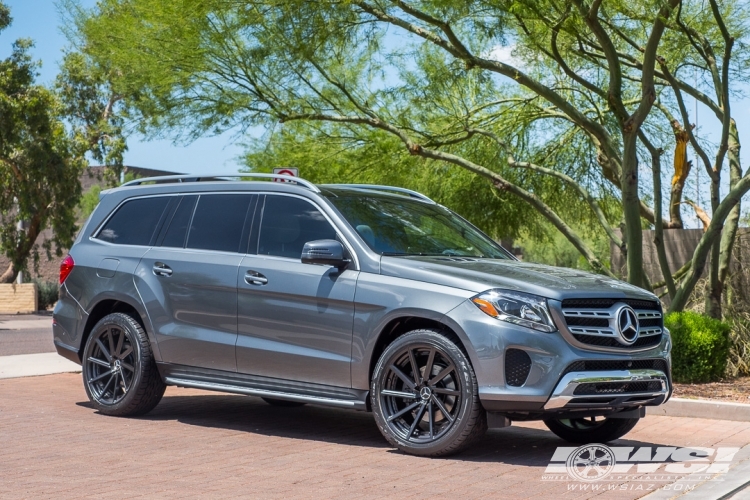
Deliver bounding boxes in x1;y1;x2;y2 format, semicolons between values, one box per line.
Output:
543;416;640;443
370;329;487;457
82;312;165;416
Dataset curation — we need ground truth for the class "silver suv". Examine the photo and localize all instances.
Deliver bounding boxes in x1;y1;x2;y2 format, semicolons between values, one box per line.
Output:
53;173;671;456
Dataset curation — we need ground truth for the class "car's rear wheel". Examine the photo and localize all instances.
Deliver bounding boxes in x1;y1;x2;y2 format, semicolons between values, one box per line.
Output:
261;397;306;407
82;312;165;416
543;416;640;443
371;329;486;457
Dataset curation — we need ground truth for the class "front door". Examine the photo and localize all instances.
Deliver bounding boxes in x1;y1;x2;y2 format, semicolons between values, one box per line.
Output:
236;194;357;387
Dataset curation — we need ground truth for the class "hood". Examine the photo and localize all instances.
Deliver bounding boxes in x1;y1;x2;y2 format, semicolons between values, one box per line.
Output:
379;256;658;302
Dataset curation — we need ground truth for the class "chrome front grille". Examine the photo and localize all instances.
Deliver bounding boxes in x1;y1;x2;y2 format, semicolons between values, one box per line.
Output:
560;298;663;350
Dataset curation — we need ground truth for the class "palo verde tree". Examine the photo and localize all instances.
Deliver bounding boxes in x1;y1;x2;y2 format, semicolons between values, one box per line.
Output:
71;0;750;314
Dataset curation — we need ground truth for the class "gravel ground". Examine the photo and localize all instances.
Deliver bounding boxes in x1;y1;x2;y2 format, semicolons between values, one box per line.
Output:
673;377;750;404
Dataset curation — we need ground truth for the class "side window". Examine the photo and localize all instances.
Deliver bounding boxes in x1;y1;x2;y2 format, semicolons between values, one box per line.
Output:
186;194;254;253
258;195;337;259
96;197;170;246
160;195;198;248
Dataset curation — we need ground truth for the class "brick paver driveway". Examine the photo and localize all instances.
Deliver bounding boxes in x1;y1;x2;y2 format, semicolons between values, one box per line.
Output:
2;373;750;499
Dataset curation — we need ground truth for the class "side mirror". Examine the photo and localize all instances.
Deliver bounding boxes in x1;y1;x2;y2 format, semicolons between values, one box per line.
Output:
301;239;350;268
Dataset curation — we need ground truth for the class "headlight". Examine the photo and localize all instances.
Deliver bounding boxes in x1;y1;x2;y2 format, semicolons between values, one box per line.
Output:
472;290;557;332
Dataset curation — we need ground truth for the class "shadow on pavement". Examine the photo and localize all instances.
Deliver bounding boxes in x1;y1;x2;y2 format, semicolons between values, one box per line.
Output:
77;393;671;464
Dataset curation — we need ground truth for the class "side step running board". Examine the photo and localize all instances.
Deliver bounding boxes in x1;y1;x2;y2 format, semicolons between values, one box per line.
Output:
164;377;367;410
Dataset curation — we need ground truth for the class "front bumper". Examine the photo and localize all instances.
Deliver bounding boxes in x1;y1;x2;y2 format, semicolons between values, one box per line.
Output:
443;299;672;418
543;368;669;410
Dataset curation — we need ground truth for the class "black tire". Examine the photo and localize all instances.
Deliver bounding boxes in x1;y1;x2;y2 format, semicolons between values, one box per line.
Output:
82;312;166;416
543;416;640;444
370;329;487;457
261;397;306;407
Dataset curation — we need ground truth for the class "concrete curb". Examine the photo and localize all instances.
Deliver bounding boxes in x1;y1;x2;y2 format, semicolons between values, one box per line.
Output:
0;352;81;379
647;398;750;422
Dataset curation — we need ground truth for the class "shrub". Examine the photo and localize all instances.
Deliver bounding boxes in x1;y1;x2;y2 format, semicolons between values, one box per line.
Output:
664;311;731;383
32;279;59;311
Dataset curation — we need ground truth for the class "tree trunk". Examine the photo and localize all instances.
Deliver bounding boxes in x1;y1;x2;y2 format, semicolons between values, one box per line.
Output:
622;133;646;288
718;120;742;312
705;155;723;318
0;262;16;283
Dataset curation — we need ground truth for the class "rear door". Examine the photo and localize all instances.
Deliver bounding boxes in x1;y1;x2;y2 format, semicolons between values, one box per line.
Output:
236;194;358;387
135;193;257;372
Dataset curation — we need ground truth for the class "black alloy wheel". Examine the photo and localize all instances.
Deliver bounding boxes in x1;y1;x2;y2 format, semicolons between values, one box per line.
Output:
82;313;165;416
371;329;486;457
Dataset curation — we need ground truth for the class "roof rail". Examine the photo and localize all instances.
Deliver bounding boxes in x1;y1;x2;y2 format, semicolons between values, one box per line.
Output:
120;173;321;193
323;184;435;203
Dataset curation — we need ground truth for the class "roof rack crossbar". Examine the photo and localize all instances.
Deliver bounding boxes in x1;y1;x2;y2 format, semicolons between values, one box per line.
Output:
121;173;320;193
325;184;435;203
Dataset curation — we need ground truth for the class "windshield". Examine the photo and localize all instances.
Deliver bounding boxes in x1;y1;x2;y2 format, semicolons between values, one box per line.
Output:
327;192;512;259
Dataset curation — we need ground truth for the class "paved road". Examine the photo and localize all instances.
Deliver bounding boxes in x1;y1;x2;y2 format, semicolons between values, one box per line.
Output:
2;373;750;499
0;314;55;356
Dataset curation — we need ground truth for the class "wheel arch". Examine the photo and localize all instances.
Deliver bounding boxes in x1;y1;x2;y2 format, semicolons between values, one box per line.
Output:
367;314;474;385
80;296;156;361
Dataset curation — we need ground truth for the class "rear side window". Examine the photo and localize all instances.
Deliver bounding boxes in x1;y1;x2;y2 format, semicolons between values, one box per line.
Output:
96;197;170;246
160;195;198;248
258;195;337;258
186;194;254;253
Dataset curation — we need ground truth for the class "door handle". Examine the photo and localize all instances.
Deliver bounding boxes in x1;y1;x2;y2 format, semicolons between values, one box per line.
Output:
244;271;268;285
153;262;173;277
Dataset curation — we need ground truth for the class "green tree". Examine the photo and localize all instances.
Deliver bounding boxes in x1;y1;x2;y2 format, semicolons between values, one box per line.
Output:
0;3;85;282
70;0;750;314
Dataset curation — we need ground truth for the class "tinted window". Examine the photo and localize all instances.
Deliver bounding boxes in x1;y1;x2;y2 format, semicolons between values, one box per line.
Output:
258;196;337;258
186;194;253;253
328;193;511;259
161;195;198;248
96;197;170;246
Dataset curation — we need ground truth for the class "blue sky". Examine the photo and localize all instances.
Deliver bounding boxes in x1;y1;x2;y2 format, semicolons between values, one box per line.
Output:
0;0;244;175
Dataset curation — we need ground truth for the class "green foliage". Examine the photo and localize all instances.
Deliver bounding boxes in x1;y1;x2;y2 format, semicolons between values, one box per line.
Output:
32;279;59;310
78;185;102;219
55;50;128;183
665;312;732;383
0;4;85;282
68;0;750;298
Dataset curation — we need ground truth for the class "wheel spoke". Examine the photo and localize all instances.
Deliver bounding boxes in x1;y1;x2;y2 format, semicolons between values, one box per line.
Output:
95;338;112;362
386;401;421;422
407;349;420;385
423;348;435;384
432;387;459;396
114;329;125;358
381;389;417;399
107;329;116;360
406;404;427;441
110;371;120;401
119;346;133;360
100;373;115;398
120;362;134;372
389;365;416;390
428;363;455;386
430;394;454;423
89;370;111;383
88;357;110;368
428;399;434;439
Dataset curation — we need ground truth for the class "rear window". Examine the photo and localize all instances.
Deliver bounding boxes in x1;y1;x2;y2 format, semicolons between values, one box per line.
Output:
96;197;170;246
186;194;254;253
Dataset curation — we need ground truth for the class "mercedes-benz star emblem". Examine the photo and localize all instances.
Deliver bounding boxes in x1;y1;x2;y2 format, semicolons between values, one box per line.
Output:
616;305;639;345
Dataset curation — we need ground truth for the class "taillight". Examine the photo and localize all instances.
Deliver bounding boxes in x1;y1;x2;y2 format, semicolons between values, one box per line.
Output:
60;254;75;284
